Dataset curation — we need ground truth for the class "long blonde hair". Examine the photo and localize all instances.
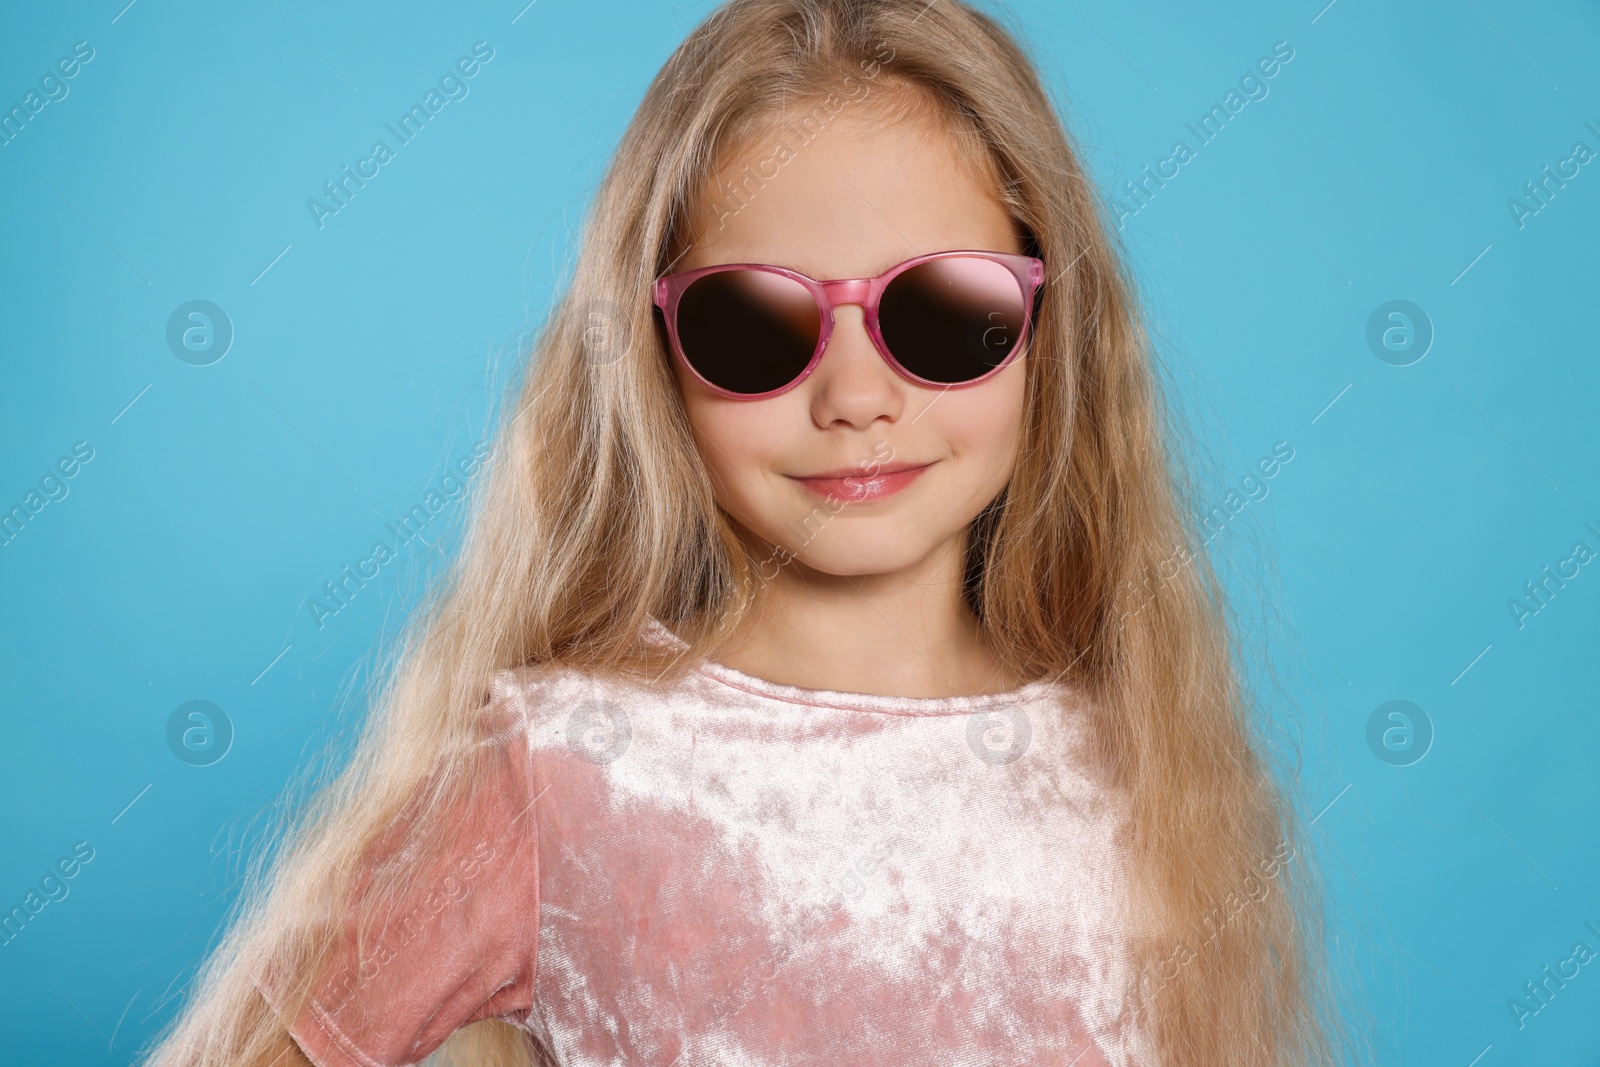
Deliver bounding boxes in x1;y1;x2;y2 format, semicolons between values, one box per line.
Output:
143;2;1347;1064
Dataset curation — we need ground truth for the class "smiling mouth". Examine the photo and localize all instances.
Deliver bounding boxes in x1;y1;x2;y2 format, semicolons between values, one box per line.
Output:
788;462;935;503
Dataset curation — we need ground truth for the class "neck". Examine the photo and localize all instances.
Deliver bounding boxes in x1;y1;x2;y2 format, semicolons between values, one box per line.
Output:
713;533;1024;698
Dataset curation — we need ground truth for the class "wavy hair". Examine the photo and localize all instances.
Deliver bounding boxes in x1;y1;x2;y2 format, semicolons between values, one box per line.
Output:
143;1;1346;1064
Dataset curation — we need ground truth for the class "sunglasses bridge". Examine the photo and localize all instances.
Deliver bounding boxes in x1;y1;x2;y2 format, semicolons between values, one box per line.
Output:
814;277;874;310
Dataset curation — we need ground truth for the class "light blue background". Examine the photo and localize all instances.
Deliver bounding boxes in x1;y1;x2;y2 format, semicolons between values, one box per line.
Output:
2;1;1597;1063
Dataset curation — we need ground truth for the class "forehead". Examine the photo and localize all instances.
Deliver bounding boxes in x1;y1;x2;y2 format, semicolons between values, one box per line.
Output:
677;96;1021;279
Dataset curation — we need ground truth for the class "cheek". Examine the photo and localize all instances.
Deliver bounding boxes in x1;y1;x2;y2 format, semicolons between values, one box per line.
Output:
677;382;790;505
930;369;1026;478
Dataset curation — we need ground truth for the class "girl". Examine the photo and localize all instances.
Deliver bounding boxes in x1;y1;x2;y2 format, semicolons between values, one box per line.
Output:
145;1;1341;1065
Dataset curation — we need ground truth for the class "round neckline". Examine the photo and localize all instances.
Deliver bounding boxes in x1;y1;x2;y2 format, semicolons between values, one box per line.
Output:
641;615;1066;716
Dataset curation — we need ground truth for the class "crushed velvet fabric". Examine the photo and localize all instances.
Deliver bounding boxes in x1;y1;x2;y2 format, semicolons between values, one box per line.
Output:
257;616;1154;1066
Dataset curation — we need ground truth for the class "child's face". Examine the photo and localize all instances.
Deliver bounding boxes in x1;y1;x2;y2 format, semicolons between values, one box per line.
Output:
673;100;1029;580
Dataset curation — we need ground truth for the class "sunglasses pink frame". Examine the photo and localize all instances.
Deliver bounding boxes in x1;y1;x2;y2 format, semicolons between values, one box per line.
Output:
652;248;1046;400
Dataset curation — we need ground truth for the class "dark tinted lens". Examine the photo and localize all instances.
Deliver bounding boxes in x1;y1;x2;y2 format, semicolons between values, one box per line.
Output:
878;256;1028;384
675;269;820;395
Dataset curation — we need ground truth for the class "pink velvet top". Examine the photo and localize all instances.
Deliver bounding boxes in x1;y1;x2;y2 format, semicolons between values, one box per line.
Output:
257;617;1153;1066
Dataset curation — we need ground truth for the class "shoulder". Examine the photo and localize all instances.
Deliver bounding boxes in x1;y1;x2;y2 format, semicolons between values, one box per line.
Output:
488;658;671;725
999;672;1099;743
257;673;549;1067
481;663;571;737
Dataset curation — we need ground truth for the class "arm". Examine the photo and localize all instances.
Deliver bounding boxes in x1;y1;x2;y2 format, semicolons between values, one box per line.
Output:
251;671;542;1067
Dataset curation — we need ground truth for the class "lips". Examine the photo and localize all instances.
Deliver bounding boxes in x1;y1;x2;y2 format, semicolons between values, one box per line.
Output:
789;461;934;503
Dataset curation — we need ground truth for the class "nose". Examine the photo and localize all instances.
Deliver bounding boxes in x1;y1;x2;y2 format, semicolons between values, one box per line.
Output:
806;299;904;430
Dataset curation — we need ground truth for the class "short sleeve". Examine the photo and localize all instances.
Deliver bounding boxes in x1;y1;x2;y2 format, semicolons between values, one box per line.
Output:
255;671;542;1067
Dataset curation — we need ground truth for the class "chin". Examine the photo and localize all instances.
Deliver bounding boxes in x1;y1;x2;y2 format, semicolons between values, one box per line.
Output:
780;528;941;579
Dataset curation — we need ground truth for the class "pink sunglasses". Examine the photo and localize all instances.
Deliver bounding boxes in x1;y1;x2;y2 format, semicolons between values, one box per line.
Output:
652;249;1045;399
